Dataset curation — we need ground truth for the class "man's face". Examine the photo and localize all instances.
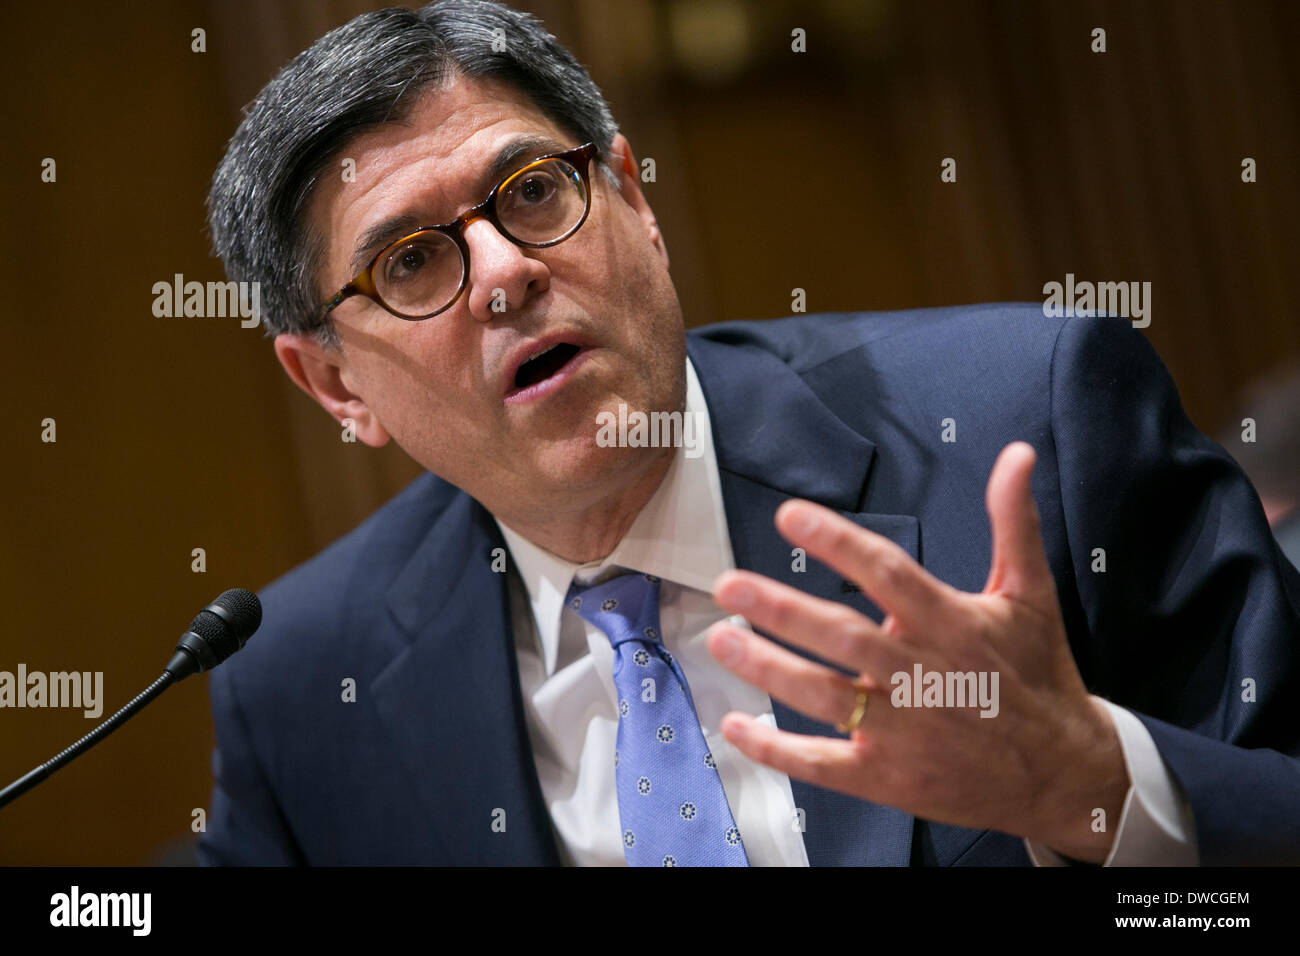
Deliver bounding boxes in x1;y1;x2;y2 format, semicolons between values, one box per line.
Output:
289;72;685;523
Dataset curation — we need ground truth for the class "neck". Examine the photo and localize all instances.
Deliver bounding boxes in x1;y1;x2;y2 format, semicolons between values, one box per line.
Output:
498;446;675;563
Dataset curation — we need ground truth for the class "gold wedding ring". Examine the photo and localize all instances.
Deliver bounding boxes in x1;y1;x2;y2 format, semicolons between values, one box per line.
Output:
837;683;870;734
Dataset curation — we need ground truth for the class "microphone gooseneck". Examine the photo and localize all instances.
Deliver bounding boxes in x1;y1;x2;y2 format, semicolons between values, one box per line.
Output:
0;588;262;810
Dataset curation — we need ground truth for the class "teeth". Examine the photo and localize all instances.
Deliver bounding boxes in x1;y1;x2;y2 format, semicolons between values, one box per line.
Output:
521;342;566;367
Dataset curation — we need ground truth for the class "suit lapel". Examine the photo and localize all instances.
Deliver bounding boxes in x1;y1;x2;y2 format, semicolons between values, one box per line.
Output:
687;332;920;866
373;492;560;865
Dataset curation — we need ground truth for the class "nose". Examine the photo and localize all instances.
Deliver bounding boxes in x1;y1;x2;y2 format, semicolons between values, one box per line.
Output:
461;217;550;321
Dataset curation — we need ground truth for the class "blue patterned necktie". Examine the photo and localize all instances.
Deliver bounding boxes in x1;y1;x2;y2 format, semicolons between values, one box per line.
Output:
566;569;749;867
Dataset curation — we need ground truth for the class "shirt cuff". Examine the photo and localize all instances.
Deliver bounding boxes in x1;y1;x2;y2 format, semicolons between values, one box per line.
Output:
1025;696;1198;866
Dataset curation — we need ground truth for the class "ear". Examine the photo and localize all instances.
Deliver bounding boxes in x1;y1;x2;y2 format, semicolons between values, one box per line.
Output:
273;333;391;448
606;133;669;269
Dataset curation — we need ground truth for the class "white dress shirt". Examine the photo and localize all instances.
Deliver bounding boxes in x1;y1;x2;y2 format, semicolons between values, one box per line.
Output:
494;357;1196;865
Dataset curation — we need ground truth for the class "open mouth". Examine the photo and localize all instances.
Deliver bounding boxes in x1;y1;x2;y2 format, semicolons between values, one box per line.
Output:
512;342;582;391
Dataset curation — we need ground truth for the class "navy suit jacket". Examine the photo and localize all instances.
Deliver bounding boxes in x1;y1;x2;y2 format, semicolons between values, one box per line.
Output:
199;304;1300;866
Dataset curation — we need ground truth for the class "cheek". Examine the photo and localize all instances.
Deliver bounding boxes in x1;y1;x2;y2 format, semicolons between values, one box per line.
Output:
350;341;476;441
579;219;672;342
581;207;682;365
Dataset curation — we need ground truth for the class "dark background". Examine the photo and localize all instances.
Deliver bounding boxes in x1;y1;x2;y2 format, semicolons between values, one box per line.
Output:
2;0;1296;864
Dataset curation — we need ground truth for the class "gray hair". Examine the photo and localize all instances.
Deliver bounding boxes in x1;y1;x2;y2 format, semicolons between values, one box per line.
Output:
207;0;621;348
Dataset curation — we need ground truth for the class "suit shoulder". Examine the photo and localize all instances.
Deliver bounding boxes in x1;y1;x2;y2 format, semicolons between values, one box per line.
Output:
689;303;1071;372
214;471;461;691
689;307;1160;457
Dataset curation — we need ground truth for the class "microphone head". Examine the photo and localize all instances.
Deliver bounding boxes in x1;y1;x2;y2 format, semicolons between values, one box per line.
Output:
203;588;263;643
170;588;263;678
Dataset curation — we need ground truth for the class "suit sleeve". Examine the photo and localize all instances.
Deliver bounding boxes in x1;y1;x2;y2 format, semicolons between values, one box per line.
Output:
1048;314;1300;865
197;665;305;866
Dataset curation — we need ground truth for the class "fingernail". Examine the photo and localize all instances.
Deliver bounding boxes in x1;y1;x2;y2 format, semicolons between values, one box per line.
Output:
713;629;741;664
791;507;819;536
726;580;755;609
723;717;746;742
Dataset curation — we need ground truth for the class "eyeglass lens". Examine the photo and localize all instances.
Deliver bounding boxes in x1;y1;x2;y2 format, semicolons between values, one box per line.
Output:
374;156;589;318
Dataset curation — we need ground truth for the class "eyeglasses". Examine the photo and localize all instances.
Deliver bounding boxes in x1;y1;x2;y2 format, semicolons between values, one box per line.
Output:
317;142;598;322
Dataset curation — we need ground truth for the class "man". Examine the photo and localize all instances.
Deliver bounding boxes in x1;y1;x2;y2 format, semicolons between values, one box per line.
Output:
198;0;1300;866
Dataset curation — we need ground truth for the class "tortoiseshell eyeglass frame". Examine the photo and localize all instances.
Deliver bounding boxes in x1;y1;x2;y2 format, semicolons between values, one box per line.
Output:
316;141;598;322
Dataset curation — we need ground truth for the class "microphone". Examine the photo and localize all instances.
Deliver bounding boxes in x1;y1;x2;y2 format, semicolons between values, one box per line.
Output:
0;588;262;810
167;587;262;680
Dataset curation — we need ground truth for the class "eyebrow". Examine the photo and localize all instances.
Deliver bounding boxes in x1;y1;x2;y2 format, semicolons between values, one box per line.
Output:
346;133;571;277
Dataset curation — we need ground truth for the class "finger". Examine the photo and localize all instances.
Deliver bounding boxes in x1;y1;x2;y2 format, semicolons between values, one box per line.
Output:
712;569;907;681
982;441;1055;598
774;499;963;633
719;713;876;796
707;620;875;728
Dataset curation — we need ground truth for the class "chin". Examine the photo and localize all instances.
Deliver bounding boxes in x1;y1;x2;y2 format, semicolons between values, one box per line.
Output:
527;430;666;494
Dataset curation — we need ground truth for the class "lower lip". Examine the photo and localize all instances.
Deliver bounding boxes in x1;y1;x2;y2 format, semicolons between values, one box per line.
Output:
504;347;594;406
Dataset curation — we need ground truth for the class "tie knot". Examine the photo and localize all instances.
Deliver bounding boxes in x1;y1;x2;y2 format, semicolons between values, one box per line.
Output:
565;570;663;648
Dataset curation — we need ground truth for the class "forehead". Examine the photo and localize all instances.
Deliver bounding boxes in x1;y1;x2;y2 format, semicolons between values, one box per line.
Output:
309;72;573;279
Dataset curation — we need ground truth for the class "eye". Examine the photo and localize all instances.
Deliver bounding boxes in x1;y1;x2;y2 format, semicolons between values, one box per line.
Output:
397;247;425;274
496;160;586;244
512;170;560;205
382;238;444;285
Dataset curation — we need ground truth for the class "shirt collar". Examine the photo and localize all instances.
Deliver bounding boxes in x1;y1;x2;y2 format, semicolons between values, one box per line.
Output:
493;355;736;677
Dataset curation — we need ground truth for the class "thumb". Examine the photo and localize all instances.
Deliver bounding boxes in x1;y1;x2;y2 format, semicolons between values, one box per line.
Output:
983;441;1054;598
